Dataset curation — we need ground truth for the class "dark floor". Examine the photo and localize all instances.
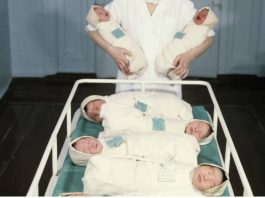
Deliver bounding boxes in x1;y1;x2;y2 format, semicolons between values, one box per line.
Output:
0;73;265;196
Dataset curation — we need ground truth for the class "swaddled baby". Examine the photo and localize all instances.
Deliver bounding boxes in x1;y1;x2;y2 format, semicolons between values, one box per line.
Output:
69;132;199;166
83;156;229;196
87;5;148;79
155;7;219;80
80;92;215;145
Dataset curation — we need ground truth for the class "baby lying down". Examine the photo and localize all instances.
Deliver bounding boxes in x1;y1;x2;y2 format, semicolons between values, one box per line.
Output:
81;91;193;122
80;92;214;145
83;155;229;196
155;7;219;80
87;5;148;79
69;132;199;166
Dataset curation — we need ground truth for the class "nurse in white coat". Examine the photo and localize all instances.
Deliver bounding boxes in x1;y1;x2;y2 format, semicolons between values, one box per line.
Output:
86;0;215;97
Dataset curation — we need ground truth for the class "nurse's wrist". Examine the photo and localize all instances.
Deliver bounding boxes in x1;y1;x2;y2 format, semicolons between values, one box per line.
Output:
106;45;115;54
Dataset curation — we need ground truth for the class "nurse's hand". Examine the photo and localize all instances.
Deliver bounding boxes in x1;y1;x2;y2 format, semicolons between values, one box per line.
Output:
173;51;193;79
108;46;132;76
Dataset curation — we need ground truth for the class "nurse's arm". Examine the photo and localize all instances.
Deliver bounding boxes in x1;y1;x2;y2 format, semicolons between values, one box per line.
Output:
173;36;214;79
88;30;132;75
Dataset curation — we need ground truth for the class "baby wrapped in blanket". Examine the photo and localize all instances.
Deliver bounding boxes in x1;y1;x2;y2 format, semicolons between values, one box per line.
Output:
155;7;219;80
83;153;229;196
69;132;199;166
87;5;147;79
81;91;192;122
101;103;214;145
80;92;215;145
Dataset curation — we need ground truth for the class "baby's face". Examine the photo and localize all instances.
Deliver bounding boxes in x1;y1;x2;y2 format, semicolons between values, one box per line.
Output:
192;165;224;191
193;8;209;25
94;7;110;22
74;137;103;154
85;99;105;123
185;120;211;141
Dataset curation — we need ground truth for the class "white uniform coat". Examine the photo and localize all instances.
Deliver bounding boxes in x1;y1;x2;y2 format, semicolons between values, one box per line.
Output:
87;0;203;96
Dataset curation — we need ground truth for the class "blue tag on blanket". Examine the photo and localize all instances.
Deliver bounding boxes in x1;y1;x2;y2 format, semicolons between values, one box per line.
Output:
174;32;185;39
135;101;148;112
152;117;165;131
112;28;125;39
105;136;125;148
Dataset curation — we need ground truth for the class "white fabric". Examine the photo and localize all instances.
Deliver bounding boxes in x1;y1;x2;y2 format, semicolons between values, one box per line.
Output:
107;91;193;119
83;156;202;196
104;133;199;162
91;0;198;96
155;7;218;79
70;132;199;166
86;0;216;96
86;5;148;79
96;21;148;79
144;0;162;4
101;102;191;135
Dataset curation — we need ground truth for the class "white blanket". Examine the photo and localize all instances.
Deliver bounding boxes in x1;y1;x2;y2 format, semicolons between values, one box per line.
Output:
83;155;202;196
97;21;147;79
107;91;193;120
101;102;191;135
155;23;209;78
154;7;218;79
100;132;199;164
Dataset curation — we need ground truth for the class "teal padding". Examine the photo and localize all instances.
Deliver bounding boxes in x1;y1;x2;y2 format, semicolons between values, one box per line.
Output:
198;139;222;166
192;106;211;123
111;28;125;39
198;139;230;196
135;101;148;112
152;117;165;131
52;155;86;196
175;32;185;39
71;116;103;140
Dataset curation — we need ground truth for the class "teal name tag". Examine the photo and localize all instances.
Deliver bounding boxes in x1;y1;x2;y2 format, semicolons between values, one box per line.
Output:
135;101;148;112
112;28;125;39
105;136;125;148
174;32;185;39
152;117;165;131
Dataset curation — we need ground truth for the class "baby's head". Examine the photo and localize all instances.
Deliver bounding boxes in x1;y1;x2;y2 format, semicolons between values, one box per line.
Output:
73;136;103;154
187;106;214;145
69;136;103;166
94;6;110;22
185;120;212;141
192;164;229;196
86;5;110;27
80;95;106;123
194;8;209;25
193;7;219;29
